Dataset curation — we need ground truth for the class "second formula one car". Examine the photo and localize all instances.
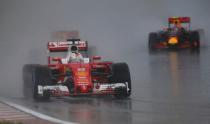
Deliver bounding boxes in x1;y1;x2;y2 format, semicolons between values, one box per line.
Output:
148;17;200;51
23;38;131;100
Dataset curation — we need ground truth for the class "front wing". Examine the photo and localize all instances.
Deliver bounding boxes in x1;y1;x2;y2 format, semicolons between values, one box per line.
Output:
153;41;192;49
37;82;129;97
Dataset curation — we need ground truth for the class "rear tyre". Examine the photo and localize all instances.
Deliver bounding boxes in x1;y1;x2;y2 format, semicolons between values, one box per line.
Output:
111;63;131;98
190;31;200;49
148;32;158;51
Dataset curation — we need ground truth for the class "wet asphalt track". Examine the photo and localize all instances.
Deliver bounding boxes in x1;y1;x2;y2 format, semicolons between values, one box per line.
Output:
1;1;210;124
5;46;210;124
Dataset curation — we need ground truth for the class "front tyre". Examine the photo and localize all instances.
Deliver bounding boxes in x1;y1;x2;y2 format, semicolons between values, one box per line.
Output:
111;63;131;98
32;66;52;100
148;32;158;52
190;31;200;49
23;64;38;99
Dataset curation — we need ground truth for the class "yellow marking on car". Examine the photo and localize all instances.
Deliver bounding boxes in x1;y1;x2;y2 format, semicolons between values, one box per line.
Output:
168;37;178;44
76;71;87;76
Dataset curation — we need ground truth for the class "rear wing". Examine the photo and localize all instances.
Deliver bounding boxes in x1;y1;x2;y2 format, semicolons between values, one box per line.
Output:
48;39;88;52
168;17;191;24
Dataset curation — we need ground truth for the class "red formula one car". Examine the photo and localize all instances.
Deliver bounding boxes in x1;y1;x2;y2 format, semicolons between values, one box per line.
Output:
23;39;131;100
148;17;200;51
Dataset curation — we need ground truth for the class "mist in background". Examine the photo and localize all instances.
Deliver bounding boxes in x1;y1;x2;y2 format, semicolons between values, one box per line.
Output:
0;0;209;97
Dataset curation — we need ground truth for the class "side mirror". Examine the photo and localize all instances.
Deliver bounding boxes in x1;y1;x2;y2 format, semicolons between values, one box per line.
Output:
92;56;101;61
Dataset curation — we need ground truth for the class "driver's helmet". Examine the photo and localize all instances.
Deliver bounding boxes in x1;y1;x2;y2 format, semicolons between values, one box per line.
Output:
70;45;78;53
174;20;181;28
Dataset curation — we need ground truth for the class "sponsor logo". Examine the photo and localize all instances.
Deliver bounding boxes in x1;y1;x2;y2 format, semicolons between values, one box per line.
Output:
49;41;86;48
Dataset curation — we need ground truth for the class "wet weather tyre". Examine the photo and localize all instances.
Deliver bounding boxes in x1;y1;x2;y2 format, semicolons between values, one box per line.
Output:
22;64;39;99
190;31;200;49
148;32;158;51
32;66;51;100
111;63;131;98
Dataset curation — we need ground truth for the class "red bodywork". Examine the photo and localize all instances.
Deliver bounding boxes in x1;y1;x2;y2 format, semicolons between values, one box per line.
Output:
168;17;190;24
47;40;115;96
49;61;112;95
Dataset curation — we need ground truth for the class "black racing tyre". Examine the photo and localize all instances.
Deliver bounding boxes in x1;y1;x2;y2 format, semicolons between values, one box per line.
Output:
22;64;52;100
111;63;131;98
190;31;200;49
22;64;39;98
32;66;52;100
148;32;158;51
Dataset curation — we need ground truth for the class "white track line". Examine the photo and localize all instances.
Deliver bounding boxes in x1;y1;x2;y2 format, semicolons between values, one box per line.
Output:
0;99;77;124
